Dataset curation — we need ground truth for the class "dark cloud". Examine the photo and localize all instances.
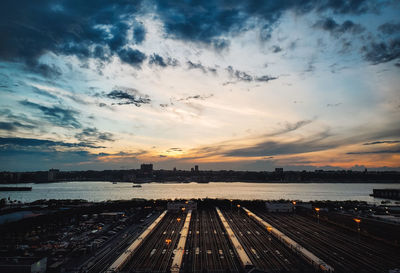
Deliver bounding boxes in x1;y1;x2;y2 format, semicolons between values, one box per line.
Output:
378;22;400;35
0;148;99;171
28;62;63;78
327;103;342;107
93;45;110;62
0;121;35;131
32;86;58;99
167;147;183;152
98;150;147;157
227;66;252;81
362;38;400;65
271;45;282;53
363;140;400;145
117;48;146;68
255;75;278;82
75;127;114;143
19;100;81;128
106;88;151;106
133;24;146;44
0;0;384;72
0;0;144;62
187;61;216;74
347;149;400;154
266;120;313;137
0;109;40;128
317;0;375;14
0;137;103;149
212;38;230;51
153;0;376;48
226;66;278;83
224;132;334;157
314;18;365;35
178;94;213;101
149;53;179;67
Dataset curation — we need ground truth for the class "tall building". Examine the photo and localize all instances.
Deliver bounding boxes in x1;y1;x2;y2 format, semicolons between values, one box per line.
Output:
140;164;153;171
48;169;59;181
195;165;199;172
140;164;153;175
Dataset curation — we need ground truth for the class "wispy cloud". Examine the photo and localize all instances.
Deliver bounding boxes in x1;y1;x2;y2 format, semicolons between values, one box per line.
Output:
106;88;151;107
19;100;81;128
149;53;179;67
266;120;314;137
363;140;400;145
226;66;277;83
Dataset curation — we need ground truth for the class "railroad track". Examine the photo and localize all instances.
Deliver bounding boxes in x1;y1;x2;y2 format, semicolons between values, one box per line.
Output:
123;213;185;272
222;209;312;273
83;221;146;273
258;212;400;273
182;210;242;273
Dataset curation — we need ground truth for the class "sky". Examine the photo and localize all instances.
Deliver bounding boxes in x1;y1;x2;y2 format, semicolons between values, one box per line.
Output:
0;0;399;171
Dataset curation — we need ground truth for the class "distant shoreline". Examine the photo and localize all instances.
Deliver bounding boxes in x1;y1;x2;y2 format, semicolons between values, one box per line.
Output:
1;180;400;184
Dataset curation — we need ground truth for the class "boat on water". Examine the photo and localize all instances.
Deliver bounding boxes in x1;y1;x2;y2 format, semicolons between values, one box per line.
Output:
112;182;117;184
132;184;142;188
0;186;32;191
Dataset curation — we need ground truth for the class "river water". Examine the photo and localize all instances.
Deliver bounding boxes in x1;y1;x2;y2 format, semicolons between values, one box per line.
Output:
1;182;400;203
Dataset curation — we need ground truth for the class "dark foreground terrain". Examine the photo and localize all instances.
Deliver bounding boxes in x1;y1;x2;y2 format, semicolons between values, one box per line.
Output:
0;199;399;273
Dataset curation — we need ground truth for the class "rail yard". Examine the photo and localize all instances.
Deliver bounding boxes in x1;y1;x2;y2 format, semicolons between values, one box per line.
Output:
103;201;400;273
257;211;400;273
1;199;400;273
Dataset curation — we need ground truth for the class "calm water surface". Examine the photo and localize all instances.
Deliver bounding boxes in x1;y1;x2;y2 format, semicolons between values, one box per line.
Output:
1;182;400;203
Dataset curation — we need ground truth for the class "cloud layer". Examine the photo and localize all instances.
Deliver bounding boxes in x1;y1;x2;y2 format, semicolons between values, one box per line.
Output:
1;0;399;171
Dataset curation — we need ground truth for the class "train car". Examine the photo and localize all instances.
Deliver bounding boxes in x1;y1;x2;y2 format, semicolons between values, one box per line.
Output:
106;211;167;272
243;207;334;272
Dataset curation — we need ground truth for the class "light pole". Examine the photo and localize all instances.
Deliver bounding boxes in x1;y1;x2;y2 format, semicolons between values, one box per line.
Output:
292;201;296;214
315;207;320;224
353;218;361;241
237;204;241;215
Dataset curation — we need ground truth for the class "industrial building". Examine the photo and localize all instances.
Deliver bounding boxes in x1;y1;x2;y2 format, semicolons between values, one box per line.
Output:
167;201;197;212
265;202;293;212
0;257;47;273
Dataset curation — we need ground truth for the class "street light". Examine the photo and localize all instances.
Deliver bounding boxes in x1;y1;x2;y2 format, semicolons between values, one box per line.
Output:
237;204;241;215
315;208;320;224
165;239;172;245
292;201;296;214
353;218;361;240
177;218;181;222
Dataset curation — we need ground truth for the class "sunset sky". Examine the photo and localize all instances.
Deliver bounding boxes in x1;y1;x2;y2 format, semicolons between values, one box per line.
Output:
0;0;399;171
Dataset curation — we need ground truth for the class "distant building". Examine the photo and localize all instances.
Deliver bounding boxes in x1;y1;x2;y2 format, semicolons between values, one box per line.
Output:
295;202;312;210
123;172;136;182
274;168;283;173
47;169;59;181
265;202;293;213
194;165;199;172
167;201;197;212
372;189;400;200
191;168;194;172
0;257;47;273
140;164;153;174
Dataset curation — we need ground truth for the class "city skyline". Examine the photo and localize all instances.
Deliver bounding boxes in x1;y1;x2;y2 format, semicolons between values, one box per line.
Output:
1;0;400;171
